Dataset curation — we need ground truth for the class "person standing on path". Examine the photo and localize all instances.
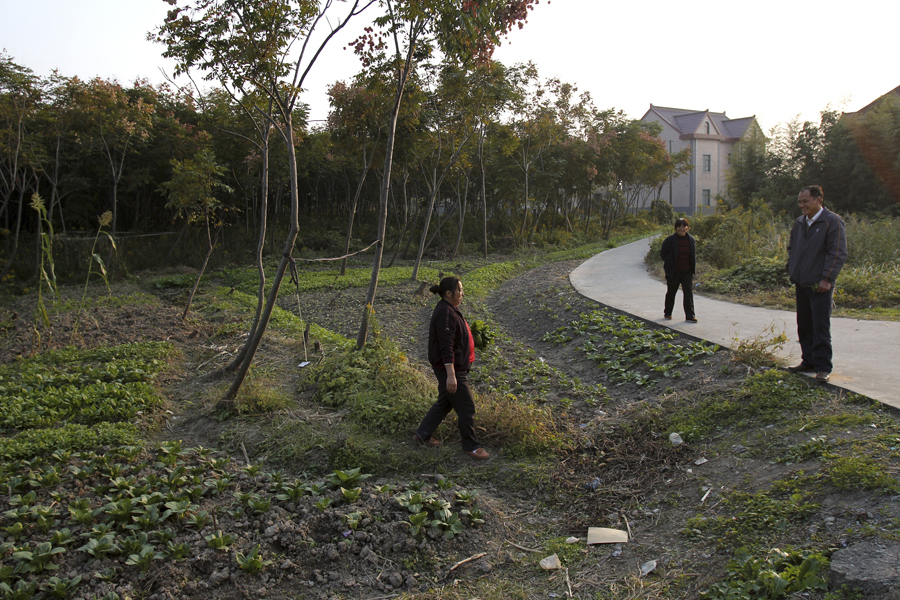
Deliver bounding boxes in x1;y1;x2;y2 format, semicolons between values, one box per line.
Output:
660;218;698;322
413;276;490;460
786;185;848;382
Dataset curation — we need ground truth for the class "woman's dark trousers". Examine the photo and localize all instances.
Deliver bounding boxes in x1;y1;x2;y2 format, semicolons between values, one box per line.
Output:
415;370;480;452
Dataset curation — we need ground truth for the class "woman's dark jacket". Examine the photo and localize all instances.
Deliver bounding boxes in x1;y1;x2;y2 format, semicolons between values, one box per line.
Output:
428;299;472;372
660;233;696;277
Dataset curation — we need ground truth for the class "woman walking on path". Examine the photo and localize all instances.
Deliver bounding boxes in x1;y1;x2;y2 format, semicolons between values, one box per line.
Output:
660;218;698;322
413;276;490;460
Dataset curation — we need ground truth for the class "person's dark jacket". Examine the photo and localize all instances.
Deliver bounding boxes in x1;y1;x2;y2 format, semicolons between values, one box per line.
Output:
428;299;472;372
660;233;696;277
787;207;848;286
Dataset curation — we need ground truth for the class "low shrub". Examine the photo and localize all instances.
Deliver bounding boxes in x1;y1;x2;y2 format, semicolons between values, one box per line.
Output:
308;336;433;436
702;257;791;294
835;263;900;308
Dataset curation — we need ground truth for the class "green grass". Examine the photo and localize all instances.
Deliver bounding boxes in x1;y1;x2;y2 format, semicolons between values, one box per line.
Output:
685;490;821;548
666;370;828;442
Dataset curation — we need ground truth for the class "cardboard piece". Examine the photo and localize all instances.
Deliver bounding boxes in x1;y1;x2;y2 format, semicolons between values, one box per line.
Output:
587;527;629;545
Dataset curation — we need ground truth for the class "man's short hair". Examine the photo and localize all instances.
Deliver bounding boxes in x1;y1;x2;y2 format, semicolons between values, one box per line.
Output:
800;185;824;200
674;218;690;229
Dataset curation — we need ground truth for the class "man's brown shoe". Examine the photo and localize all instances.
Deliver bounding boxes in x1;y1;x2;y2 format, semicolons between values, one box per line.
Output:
787;363;816;374
465;448;490;460
413;434;440;447
686;316;698;323
816;371;831;382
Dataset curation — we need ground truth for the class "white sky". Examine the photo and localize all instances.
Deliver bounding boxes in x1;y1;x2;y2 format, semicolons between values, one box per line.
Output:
1;0;898;132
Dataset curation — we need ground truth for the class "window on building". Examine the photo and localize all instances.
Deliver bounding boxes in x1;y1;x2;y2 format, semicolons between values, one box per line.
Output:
705;122;710;134
702;189;711;207
727;153;731;165
702;154;711;172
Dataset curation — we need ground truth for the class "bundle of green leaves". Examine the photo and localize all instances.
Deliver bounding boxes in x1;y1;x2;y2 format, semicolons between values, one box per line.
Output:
470;320;494;349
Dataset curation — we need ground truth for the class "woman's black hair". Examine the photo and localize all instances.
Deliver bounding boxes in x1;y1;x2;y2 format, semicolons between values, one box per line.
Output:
674;218;690;229
430;276;461;298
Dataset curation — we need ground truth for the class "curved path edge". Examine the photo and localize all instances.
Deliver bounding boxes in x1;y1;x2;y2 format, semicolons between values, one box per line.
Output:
569;238;900;410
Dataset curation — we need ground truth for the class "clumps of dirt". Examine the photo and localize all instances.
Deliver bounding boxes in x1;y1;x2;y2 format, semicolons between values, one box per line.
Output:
0;287;210;364
277;281;436;363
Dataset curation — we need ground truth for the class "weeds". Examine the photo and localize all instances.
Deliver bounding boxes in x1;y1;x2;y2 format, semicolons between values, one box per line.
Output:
30;193;60;349
71;211;116;341
731;324;788;368
700;546;827;599
308;336;433;436
686;491;820;548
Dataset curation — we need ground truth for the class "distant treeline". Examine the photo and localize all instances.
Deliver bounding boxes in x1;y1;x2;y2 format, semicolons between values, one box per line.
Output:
2;51;897;282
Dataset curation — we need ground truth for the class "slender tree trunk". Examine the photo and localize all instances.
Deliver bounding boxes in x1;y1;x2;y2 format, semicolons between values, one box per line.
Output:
425;201;455;252
357;22;418;350
411;130;472;280
479;126;488;258
203;124;271;381
411;165;440;281
0;185;26;284
529;191;550;244
340;146;373;276
519;163;530;239
451;170;469;258
387;170;410;268
584;181;593;236
225;117;296;401
183;213;221;320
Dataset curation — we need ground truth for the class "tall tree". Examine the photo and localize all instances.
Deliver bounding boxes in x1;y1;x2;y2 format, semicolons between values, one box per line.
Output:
0;55;43;283
409;63;479;279
326;80;385;275
70;78;155;244
154;0;376;401
350;0;540;349
726;121;768;207
159;149;233;318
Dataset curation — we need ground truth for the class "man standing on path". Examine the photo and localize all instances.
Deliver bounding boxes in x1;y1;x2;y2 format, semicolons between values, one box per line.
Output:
660;218;698;322
787;185;848;382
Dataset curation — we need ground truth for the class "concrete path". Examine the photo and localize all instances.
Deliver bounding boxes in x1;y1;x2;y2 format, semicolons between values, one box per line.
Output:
569;237;900;410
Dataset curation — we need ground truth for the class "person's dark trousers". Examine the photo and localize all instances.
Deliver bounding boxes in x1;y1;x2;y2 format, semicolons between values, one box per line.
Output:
795;284;834;373
664;270;695;318
416;369;480;452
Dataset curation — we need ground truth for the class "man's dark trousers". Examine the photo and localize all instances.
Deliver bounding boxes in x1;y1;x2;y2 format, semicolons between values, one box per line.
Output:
795;284;834;373
665;270;695;318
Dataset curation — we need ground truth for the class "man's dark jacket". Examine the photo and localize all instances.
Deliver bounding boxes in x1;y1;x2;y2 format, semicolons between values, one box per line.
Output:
787;208;848;286
428;299;472;372
660;233;696;277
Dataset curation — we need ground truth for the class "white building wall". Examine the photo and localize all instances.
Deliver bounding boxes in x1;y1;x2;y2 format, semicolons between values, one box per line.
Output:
644;114;694;214
696;138;720;211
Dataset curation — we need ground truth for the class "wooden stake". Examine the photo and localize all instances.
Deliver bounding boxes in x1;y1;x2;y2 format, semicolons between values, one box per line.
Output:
449;552;487;572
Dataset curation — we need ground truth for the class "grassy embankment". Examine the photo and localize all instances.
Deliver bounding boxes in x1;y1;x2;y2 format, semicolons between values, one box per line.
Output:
1;224;898;599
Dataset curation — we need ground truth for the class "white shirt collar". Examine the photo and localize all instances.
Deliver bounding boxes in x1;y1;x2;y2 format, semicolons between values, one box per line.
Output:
806;207;824;225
